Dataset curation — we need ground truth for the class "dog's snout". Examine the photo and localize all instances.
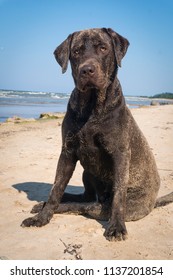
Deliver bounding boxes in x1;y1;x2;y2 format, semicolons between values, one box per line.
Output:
80;64;95;77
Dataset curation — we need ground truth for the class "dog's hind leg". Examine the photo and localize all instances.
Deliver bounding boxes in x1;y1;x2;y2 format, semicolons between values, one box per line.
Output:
31;201;110;221
31;202;46;214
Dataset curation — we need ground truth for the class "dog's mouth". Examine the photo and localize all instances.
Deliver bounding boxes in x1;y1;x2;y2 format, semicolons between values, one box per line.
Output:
78;75;106;93
80;81;98;92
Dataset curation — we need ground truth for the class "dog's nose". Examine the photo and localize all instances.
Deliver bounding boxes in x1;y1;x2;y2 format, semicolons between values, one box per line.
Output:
80;64;95;76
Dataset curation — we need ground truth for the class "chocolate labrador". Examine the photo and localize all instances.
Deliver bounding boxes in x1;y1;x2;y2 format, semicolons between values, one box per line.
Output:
21;28;173;241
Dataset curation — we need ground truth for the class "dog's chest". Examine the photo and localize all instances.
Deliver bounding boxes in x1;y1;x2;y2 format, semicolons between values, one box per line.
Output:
77;125;99;164
75;122;113;177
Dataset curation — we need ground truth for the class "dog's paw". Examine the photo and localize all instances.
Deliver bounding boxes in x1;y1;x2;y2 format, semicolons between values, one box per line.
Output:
31;202;46;214
21;210;53;228
21;215;43;227
104;223;128;241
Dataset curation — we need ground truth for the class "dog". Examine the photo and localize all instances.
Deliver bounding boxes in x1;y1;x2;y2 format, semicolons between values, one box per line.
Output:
21;28;173;241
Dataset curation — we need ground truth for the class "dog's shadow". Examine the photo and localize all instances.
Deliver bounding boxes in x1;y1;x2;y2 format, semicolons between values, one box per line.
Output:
12;182;84;202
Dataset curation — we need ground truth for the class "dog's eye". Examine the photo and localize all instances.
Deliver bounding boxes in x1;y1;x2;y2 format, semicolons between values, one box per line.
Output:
100;46;107;52
73;49;80;55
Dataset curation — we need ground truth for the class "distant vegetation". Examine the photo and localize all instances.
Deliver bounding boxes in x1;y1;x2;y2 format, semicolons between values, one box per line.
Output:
150;93;173;99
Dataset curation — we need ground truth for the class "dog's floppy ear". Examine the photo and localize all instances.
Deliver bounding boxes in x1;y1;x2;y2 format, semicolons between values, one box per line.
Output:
54;34;73;73
103;28;129;67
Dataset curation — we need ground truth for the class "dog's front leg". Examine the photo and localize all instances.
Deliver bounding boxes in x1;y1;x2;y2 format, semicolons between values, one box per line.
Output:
104;151;130;241
21;151;77;227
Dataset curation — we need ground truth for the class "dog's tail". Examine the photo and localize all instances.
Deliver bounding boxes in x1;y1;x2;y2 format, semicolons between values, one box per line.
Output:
154;192;173;208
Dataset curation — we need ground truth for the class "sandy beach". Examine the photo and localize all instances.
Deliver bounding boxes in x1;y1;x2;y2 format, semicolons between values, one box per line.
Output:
0;105;172;260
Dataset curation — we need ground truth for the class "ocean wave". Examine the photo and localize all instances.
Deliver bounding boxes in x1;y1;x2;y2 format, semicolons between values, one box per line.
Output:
0;90;70;99
125;96;150;101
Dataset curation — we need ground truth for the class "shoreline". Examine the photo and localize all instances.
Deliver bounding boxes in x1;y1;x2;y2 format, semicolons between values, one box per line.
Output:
0;105;172;260
1;102;173;124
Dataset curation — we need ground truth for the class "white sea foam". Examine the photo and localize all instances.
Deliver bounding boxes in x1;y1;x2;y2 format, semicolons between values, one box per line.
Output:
0;90;70;99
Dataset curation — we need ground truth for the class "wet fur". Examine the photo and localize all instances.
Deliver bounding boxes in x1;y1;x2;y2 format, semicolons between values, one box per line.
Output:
21;28;173;241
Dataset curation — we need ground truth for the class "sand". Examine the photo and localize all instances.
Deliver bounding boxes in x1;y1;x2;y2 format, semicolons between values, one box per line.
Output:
0;105;172;260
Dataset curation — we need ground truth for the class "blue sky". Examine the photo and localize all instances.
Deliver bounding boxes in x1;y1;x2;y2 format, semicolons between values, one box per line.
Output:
0;0;173;96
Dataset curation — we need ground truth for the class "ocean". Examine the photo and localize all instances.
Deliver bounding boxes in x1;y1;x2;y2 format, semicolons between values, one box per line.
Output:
0;89;170;122
0;90;70;122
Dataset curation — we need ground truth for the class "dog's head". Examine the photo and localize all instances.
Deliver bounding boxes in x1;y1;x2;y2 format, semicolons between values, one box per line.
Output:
54;28;129;93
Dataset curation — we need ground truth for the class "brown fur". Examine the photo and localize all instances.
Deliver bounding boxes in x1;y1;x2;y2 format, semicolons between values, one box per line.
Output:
21;28;172;241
